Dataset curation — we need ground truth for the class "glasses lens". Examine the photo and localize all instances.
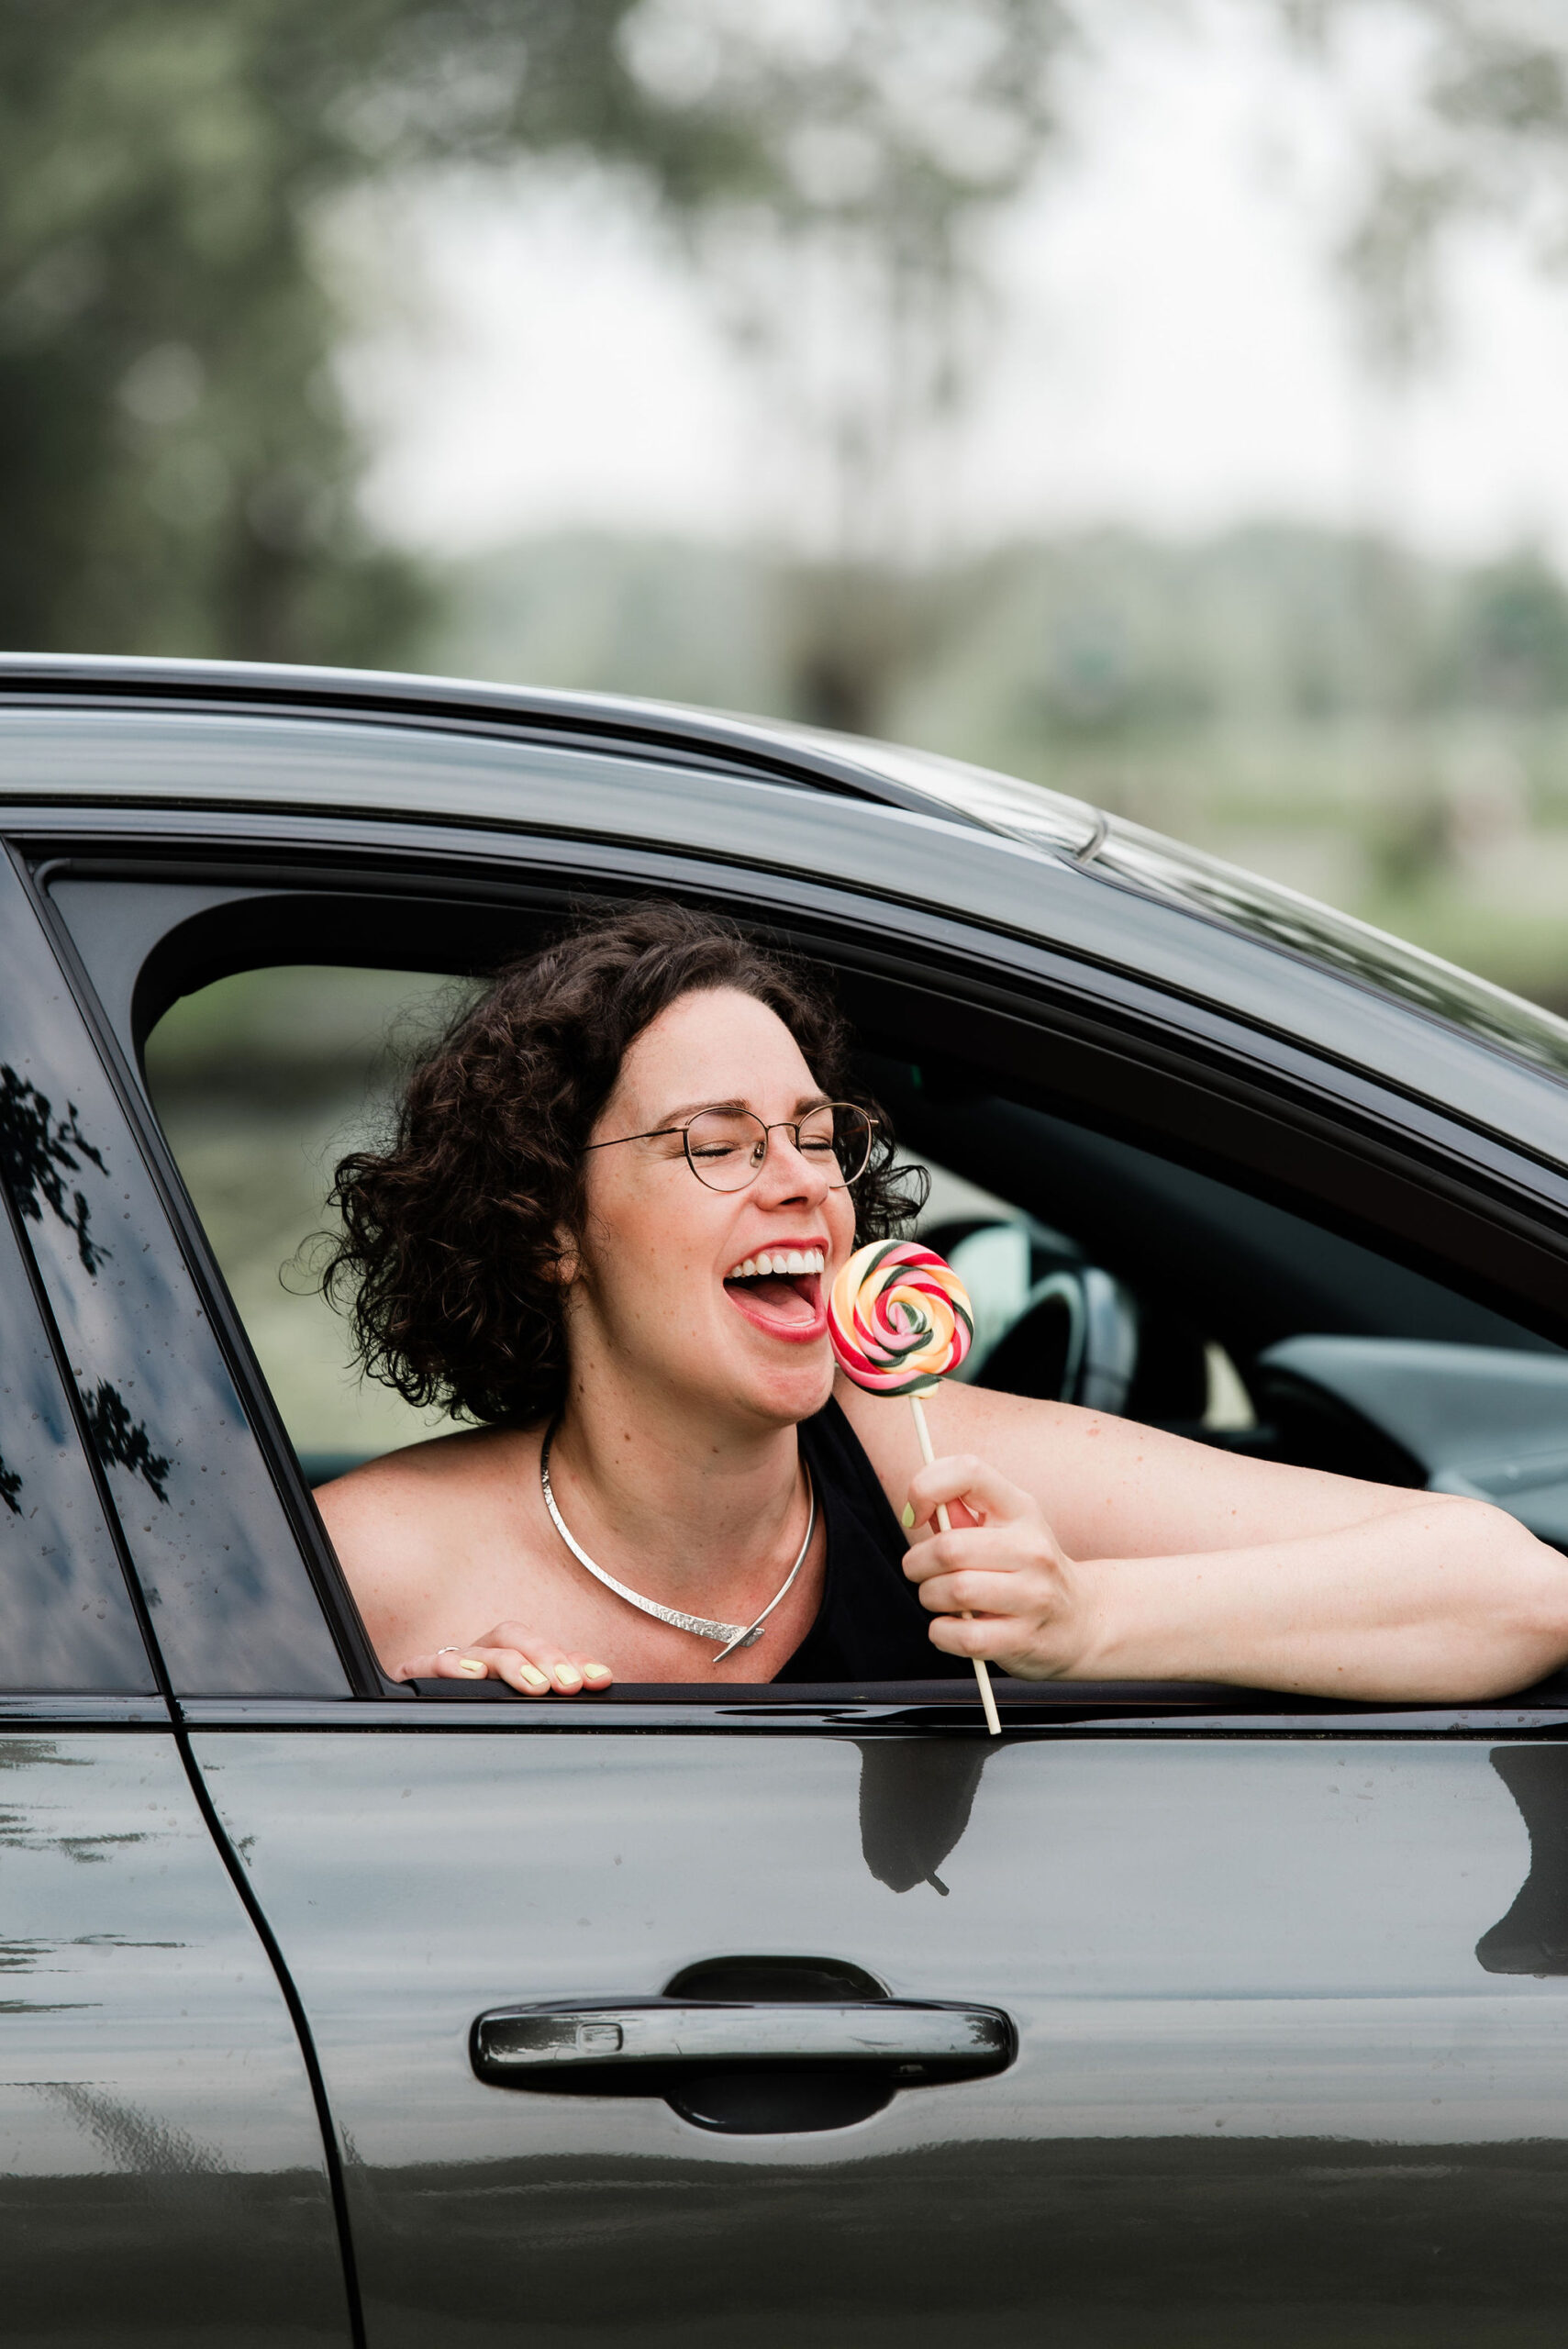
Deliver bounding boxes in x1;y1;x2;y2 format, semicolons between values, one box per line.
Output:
684;1108;769;1191
829;1104;874;1186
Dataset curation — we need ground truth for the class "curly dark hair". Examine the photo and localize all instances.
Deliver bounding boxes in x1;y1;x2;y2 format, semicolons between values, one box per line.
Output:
321;901;928;1426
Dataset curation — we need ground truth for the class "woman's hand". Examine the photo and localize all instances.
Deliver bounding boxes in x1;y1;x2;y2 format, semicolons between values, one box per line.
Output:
394;1622;614;1697
903;1453;1097;1681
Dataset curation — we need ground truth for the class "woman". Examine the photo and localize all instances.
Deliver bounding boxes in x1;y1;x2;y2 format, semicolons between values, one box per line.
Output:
317;903;1568;1700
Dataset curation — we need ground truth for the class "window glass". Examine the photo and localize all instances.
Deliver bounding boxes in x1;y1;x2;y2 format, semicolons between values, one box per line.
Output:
0;862;348;1696
0;1171;153;1693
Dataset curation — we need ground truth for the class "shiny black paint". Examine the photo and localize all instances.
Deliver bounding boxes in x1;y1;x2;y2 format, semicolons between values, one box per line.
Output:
0;1732;350;2346
4;694;1568;1174
191;1726;1568;2348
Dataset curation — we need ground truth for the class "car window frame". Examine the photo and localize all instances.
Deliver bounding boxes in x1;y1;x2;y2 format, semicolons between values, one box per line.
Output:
26;819;1568;1732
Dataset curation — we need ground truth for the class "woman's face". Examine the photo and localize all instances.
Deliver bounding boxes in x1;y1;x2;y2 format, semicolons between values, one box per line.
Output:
565;986;859;1431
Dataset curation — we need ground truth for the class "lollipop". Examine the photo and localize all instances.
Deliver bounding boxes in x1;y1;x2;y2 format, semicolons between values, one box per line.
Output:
829;1241;999;1734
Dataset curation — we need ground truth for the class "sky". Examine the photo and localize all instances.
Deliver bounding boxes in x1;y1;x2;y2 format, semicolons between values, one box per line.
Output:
344;4;1568;568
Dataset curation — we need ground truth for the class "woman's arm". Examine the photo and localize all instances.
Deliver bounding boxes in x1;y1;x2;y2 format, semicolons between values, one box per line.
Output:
841;1378;1568;1699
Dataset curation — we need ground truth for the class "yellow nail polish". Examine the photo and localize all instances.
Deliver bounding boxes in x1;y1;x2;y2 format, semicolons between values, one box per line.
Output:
556;1666;583;1690
584;1663;611;1680
901;1503;916;1530
457;1657;486;1677
518;1663;549;1690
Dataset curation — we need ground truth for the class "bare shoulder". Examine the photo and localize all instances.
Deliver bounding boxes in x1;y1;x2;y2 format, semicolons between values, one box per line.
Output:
832;1373;1079;1499
315;1424;528;1578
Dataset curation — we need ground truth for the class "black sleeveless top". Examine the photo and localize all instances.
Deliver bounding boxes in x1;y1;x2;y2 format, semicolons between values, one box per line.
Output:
773;1397;978;1682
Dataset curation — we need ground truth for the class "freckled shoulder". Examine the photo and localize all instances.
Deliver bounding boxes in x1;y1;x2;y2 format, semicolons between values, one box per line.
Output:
314;1423;532;1582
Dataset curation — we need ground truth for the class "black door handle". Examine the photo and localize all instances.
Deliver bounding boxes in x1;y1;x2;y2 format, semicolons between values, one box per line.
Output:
471;1996;1014;2132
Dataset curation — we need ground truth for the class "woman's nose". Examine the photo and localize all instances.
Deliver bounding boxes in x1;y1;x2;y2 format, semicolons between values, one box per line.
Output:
758;1129;831;1202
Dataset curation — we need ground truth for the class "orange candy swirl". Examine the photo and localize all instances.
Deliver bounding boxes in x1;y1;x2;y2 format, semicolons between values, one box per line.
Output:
828;1240;973;1396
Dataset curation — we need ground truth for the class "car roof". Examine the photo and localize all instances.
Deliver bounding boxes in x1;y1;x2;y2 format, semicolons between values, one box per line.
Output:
4;651;1567;1138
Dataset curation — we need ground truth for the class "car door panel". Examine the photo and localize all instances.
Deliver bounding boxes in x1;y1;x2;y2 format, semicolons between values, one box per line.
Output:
193;1723;1568;2348
0;1731;352;2345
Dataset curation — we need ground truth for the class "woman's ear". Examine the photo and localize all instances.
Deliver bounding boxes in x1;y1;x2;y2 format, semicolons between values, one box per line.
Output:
550;1227;580;1287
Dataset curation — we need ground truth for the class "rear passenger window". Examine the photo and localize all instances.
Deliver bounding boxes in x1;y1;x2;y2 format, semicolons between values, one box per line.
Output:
0;1126;154;1692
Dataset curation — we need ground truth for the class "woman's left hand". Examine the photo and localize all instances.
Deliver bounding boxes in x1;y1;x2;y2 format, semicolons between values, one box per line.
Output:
902;1453;1099;1680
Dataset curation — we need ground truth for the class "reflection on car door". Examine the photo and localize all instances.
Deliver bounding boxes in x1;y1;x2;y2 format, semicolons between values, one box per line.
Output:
191;1712;1568;2349
0;963;352;2343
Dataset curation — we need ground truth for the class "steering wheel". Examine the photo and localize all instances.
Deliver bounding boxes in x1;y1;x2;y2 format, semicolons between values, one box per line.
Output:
972;1265;1140;1411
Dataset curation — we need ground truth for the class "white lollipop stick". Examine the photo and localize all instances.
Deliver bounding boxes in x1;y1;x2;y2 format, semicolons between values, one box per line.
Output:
909;1391;1001;1736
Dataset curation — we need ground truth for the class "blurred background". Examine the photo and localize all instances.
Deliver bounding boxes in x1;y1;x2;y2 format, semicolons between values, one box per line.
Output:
12;0;1568;998
16;0;1568;1460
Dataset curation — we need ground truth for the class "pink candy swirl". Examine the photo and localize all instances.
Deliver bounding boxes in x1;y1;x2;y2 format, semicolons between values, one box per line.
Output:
828;1240;974;1396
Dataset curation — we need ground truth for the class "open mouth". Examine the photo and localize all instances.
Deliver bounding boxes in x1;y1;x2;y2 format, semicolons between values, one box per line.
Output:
723;1247;828;1341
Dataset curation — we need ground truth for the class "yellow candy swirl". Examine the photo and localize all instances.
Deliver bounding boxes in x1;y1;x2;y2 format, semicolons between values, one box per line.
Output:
828;1240;973;1396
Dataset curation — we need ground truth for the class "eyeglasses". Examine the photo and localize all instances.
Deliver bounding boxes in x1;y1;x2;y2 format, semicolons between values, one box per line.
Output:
585;1101;878;1194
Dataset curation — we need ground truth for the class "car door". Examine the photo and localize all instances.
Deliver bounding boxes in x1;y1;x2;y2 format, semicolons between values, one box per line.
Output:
0;848;353;2346
38;826;1568;2349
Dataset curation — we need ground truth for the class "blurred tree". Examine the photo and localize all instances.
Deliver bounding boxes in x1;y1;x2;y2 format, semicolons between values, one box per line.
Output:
0;0;1075;681
1461;550;1568;712
0;0;763;661
1293;3;1568;369
629;0;1074;730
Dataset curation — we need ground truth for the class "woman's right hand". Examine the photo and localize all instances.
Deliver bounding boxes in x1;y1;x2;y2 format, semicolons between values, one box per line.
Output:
394;1623;614;1697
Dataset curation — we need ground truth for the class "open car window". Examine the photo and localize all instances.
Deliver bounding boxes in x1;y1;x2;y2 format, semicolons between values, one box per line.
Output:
141;959;1568;1703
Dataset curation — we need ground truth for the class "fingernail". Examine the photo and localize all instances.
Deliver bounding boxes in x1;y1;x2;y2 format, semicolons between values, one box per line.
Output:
901;1503;916;1529
457;1657;486;1678
554;1665;583;1690
517;1663;549;1690
583;1663;612;1681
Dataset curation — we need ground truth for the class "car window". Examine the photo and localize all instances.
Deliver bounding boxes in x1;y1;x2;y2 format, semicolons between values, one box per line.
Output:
0;859;350;1697
143;962;1568;1687
0;1148;154;1693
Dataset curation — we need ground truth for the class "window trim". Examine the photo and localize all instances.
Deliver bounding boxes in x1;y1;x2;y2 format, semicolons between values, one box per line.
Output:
34;838;1568;1721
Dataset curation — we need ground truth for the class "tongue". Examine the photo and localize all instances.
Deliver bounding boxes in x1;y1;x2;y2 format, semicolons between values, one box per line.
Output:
730;1273;814;1324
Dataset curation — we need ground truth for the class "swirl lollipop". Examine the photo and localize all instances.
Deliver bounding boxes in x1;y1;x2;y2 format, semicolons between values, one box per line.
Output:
828;1241;999;1733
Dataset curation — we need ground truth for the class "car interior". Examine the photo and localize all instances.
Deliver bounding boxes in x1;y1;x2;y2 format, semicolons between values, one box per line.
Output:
121;883;1568;1702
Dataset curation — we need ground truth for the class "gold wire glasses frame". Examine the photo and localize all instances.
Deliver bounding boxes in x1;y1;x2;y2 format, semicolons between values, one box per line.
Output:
584;1102;878;1194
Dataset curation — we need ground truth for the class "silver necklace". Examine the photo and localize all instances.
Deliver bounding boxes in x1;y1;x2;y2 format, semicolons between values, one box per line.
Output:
539;1423;815;1664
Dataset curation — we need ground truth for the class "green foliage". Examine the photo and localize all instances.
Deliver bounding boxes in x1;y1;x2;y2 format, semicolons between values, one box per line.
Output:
1458;552;1568;712
0;0;759;660
1307;4;1568;371
0;0;1075;665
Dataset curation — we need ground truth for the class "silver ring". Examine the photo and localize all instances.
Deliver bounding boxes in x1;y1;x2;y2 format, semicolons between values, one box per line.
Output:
436;1646;462;1657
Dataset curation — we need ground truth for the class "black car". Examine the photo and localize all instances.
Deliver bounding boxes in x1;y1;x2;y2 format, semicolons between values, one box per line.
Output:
4;651;1568;2347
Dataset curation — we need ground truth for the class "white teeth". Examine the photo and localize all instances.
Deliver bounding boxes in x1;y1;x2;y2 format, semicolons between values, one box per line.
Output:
725;1248;827;1281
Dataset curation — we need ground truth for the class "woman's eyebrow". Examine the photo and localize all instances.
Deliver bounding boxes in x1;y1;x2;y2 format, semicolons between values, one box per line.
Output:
658;1096;748;1125
656;1093;832;1125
